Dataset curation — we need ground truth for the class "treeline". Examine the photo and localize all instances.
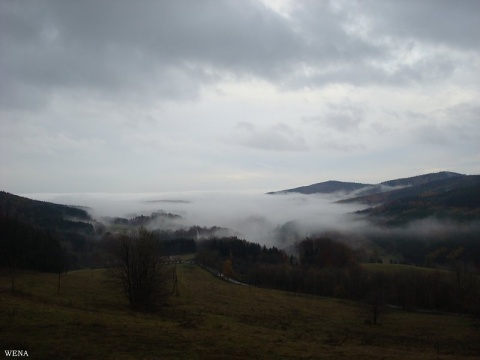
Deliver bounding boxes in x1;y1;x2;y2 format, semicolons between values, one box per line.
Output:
0;209;104;272
0;215;65;274
196;237;480;316
196;237;287;277
110;211;182;227
153;225;232;240
370;231;480;267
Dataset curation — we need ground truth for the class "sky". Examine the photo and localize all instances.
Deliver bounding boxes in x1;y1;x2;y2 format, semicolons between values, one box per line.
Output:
1;0;480;194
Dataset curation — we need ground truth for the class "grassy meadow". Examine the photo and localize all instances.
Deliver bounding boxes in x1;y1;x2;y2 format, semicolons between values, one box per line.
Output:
1;264;479;359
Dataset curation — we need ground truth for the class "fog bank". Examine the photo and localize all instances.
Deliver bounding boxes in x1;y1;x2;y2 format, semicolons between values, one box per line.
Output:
23;191;367;245
23;191;478;249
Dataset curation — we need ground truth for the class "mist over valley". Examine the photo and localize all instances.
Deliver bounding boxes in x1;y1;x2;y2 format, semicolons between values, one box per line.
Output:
9;170;480;265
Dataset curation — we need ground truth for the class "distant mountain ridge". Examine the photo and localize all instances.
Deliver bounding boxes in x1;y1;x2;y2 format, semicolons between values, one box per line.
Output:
267;171;479;225
340;172;468;205
379;171;463;187
354;175;480;225
267;171;465;196
267;180;371;195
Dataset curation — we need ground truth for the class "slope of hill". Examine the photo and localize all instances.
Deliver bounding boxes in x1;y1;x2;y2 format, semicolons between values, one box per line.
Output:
267;171;478;225
355;175;480;225
268;171;464;197
2;266;479;359
341;174;476;206
379;171;464;187
0;191;94;235
267;180;371;195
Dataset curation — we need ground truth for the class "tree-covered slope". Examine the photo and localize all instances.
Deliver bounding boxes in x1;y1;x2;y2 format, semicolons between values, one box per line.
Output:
356;175;480;225
0;191;93;235
268;171;465;197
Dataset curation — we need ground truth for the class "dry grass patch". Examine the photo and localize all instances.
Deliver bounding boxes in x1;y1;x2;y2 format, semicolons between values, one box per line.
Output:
1;265;479;359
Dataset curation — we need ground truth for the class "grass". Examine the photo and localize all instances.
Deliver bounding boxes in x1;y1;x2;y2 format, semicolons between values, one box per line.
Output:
360;263;450;274
1;265;479;359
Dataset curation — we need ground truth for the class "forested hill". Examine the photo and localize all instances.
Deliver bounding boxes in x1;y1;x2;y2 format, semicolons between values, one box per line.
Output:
379;171;464;187
267;180;371;195
0;191;93;235
354;175;480;225
267;171;464;196
341;174;478;206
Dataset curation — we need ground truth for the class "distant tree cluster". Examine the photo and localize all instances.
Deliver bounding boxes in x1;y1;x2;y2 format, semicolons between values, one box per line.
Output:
196;237;287;278
157;237;196;255
111;211;182;227
371;233;480;268
155;225;231;240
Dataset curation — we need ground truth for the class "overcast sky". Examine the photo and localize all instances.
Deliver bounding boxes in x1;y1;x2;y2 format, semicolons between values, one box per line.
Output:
1;0;479;194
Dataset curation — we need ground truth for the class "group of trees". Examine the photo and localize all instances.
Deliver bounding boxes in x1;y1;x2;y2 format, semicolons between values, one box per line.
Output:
371;232;480;268
0;215;66;291
0;215;65;272
196;236;480;317
196;237;287;276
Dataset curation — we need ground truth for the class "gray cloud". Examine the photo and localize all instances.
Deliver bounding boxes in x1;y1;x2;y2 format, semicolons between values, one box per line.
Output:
3;0;478;112
0;0;303;108
234;122;308;152
302;101;365;132
1;0;479;193
410;101;480;147
360;0;480;50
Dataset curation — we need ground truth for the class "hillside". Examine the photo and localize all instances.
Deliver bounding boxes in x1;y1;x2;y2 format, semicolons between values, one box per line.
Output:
267;171;479;226
340;174;474;206
267;171;464;197
379;171;464;187
1;266;479;359
356;175;480;225
0;191;93;235
267;180;371;195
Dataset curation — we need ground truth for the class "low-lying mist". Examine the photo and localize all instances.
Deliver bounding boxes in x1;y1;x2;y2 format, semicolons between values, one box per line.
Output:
24;191;368;245
24;191;480;250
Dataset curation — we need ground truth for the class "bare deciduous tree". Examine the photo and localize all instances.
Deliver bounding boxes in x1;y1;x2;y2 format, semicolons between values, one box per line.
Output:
110;228;171;312
364;272;387;325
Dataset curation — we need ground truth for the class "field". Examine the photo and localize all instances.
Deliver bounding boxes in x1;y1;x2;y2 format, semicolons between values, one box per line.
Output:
361;263;451;274
1;264;479;359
